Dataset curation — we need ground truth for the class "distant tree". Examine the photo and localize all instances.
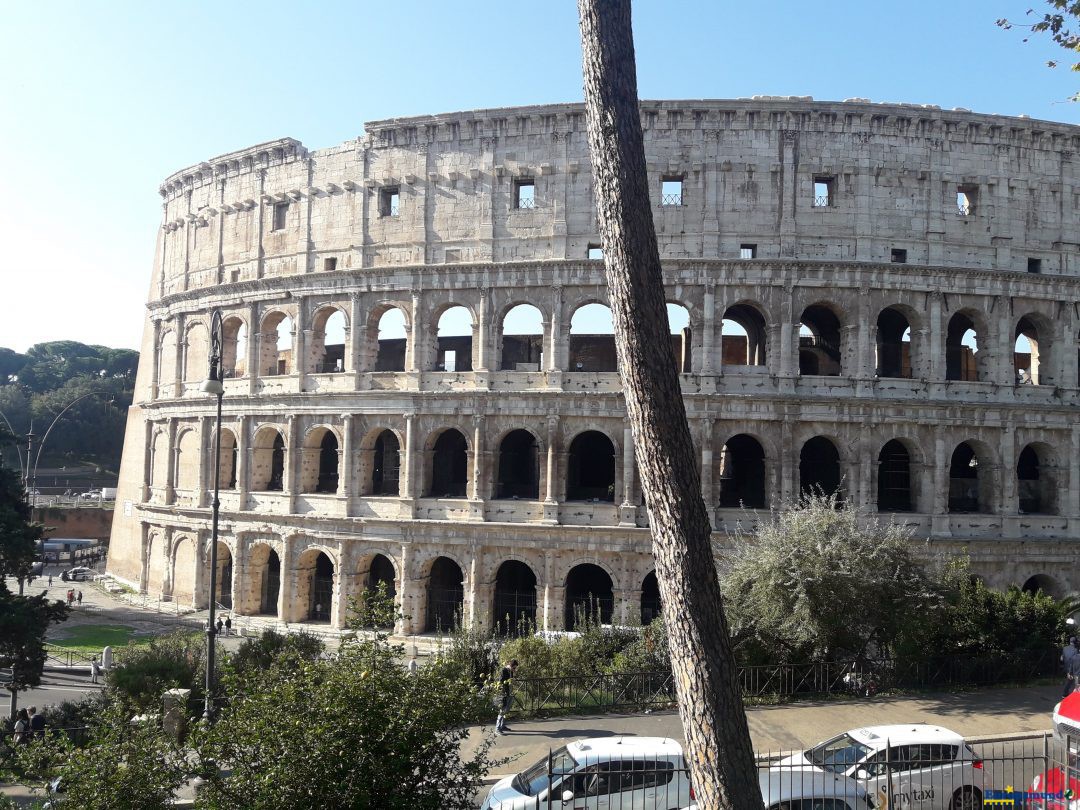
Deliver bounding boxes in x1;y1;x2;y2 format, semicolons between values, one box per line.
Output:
106;630;205;712
224;629;323;682
997;1;1080;99
0;462;46;590
722;492;938;663
0;349;26;385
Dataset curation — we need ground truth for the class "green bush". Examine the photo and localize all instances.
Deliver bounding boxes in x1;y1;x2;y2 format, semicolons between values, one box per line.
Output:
106;629;204;711
225;629;323;683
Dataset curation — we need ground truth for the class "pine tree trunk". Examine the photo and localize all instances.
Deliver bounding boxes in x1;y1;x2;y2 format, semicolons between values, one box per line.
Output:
576;2;762;807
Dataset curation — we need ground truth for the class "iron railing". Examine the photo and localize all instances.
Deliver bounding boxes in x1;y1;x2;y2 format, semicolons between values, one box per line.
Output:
813;194;831;207
957;203;972;216
510;648;1060;717
660;193;683;206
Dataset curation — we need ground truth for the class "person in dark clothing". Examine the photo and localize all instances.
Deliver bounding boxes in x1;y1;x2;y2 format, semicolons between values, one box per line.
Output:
28;706;45;739
495;659;519;734
1063;636;1080;698
1067;647;1080;697
224;616;232;637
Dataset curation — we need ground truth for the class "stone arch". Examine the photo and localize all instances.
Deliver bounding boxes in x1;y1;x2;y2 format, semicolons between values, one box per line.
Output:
948;439;994;514
295;546;336;623
717;433;767;508
425;428;469;498
432;304;475;372
641;571;661;624
721;302;769;367
157;329;177;391
213;540;233;609
566;430;616;502
301;425;340;494
245;542;282;616
216;428;238;490
221;315;247;378
146;531;166;596
569;302;617;372
666;302;693;373
150;428;170;493
798;303;843;376
310;305;349;374
259;310;294;376
946;309;987;382
251;426;286;492
564;563;614;630
359;427;402;496
1017;442;1059;515
171;536;197;606
183;322;209;383
368;304;410;372
799;436;842;500
500;303;545;371
1022;573;1061;598
1015;313;1055;386
493;560;538;634
876;305;916;379
426;555;465;632
877;438;914;512
495;428;541;500
174;428;200;496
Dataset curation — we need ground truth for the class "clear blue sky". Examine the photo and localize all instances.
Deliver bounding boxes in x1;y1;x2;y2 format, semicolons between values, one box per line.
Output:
1;0;1076;353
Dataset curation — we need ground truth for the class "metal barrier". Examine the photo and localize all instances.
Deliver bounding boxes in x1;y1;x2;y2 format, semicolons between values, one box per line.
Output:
43;643;95;668
479;736;1064;809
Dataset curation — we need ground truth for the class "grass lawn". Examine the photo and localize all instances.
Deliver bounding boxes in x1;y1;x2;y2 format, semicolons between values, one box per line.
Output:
50;624;153;656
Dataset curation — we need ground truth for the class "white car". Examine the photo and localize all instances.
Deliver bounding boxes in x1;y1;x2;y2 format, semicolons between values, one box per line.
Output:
481;737;691;809
779;724;984;810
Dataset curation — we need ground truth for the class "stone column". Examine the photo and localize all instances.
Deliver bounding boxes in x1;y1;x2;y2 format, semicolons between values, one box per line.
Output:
406;290;422;372
929;292;943;380
699;420;714;509
151;319;162;399
1069;427;1080;523
349;292;364;384
469;416;486;519
331;545;349;630
277;535;294;623
1059;310;1078;390
246;302;259;395
780;417;794;503
284;416;299;511
231;539;246;617
294;299;307;392
197;416;211;508
236;415;250;507
401;412;417;516
396;543;414;635
856;291;871;378
172;316;185;397
700;284;716;376
1000;427;1016;515
619;425;636;526
475;288;490;372
931;432;950;536
339;414;354;514
141;418;154;502
165;418;177;504
996;295;1013;385
542;415;559;523
548;284;564;373
613;588;636;626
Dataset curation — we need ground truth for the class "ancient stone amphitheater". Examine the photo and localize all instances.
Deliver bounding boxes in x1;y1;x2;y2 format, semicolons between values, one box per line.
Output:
106;98;1080;633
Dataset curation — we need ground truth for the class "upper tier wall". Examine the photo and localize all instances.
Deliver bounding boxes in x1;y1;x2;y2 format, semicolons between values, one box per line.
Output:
155;100;1080;298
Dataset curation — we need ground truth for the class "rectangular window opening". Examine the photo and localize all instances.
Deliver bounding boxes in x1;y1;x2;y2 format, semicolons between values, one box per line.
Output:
956;185;976;216
514;179;535;210
891;248;908;264
587;244;604;260
323;257;338;273
379;187;400;217
813;176;835;208
272;202;288;231
1027;257;1042;274
661;176;684;206
740;243;757;260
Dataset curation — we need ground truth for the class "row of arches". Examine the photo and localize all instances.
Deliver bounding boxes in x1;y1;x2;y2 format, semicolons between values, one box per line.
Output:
157;298;1077;387
156;422;1067;516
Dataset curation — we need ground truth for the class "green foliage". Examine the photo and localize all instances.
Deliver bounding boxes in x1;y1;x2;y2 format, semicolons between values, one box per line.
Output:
428;615;502;689
997;1;1080;99
17;697;188;810
106;630;204;712
721;492;938;663
40;691;111;739
0;465;46;587
223;629;323;684
193;629;500;809
0;591;69;691
611;618;672;676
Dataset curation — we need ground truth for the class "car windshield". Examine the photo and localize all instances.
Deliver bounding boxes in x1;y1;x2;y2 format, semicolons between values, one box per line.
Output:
511;746;578;797
807;733;873;773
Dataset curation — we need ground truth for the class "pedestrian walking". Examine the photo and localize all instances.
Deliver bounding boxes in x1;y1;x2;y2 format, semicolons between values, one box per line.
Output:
1063;636;1080;698
12;709;30;745
90;656;101;685
47;575;52;587
224;615;232;637
28;706;45;740
495;659;519;734
215;618;224;636
76;590;83;605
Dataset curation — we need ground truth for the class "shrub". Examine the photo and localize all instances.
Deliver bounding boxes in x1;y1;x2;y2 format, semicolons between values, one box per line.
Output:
106;630;204;711
225;629;323;683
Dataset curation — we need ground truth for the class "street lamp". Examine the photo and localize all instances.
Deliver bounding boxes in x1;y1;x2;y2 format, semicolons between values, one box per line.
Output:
201;310;225;723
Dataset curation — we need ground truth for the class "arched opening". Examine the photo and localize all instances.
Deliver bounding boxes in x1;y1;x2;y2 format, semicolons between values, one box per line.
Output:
252;429;286;492
501;304;544;371
569;303;617;372
157;331;177;391
316;431;339;494
434;306;473;371
174;430;199;492
667;303;692;373
496;430;540;500
249;545;280;616
151;431;169;491
1022;574;1059;598
427;556;464;632
367;554;396;598
428;429;468;497
171;538;196;605
370;430;400;496
312;308;347;374
566;431;616;502
298;550;334;622
183;324;209;383
259;312;294;376
641;571;661;624
493;560;537;634
217;429;238;489
1015;316;1050;385
721;304;768;367
946;313;981;381
800;436;842;500
877;439;913;512
718;434;766;508
565;564;614;630
214;541;233;609
222;317;247;378
876;307;912;379
375;308;408;371
799;305;842;376
948;442;984;513
1018;444;1057;515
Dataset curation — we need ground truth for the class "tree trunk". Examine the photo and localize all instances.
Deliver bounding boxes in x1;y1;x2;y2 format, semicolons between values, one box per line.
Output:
576;2;762;808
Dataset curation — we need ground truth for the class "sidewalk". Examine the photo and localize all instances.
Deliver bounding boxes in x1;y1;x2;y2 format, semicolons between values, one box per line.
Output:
464;682;1062;779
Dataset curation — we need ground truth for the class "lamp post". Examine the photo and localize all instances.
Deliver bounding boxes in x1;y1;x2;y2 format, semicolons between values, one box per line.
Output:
201;310;225;723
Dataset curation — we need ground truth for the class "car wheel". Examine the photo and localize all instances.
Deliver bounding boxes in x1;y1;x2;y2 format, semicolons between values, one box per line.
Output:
951;786;982;810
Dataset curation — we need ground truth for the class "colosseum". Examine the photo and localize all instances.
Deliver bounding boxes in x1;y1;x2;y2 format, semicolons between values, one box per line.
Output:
106;98;1080;634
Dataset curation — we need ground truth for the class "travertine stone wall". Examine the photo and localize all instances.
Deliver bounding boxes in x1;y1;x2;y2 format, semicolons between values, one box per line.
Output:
107;99;1080;632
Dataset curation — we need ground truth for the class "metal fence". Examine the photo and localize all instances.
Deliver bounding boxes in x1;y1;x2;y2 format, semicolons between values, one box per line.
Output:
510;649;1060;717
480;736;1070;809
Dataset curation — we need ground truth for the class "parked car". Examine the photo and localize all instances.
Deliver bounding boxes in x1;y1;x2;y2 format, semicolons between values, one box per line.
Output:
686;766;872;810
778;724;983;809
78;490;101;499
64;566;95;582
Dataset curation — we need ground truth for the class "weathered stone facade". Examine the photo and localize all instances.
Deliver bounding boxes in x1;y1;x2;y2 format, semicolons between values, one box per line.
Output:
107;98;1080;633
